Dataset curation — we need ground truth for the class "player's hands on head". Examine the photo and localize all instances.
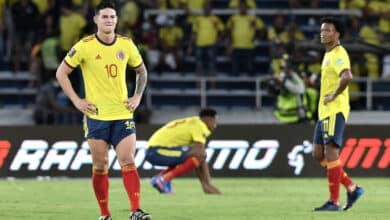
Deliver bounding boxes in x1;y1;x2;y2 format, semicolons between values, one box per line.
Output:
124;95;141;111
73;98;98;115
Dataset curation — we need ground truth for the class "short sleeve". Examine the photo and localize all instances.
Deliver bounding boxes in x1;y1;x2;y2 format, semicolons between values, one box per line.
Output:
127;39;143;68
64;40;83;68
333;49;351;76
190;123;208;144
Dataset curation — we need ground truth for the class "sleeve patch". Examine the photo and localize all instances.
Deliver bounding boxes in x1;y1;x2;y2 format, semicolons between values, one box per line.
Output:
336;58;344;67
68;48;77;57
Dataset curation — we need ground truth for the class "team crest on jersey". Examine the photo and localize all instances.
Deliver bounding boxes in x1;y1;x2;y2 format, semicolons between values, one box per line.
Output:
117;50;125;60
68;48;76;57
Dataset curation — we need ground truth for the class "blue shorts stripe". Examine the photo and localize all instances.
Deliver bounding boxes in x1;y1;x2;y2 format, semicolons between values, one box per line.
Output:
145;146;192;166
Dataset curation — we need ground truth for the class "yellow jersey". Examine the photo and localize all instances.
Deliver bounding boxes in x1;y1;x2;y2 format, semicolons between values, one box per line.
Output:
60;12;86;51
159;26;184;47
229;0;257;8
148;116;211;148
182;0;206;10
64;34;143;120
318;45;351;120
193;15;224;47
227;14;264;49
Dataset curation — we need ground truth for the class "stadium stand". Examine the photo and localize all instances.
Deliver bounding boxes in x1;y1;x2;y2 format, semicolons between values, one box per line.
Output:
0;0;389;125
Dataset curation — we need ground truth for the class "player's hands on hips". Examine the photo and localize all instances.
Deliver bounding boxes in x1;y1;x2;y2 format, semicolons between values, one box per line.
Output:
74;98;97;115
125;94;141;111
324;93;336;105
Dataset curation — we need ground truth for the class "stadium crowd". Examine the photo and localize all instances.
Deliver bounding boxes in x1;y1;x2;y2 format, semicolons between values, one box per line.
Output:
0;0;389;125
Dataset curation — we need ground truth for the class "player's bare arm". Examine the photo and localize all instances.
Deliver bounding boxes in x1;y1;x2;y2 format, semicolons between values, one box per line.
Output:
125;62;147;111
56;61;97;115
195;161;221;194
187;142;207;160
324;69;353;105
190;142;221;194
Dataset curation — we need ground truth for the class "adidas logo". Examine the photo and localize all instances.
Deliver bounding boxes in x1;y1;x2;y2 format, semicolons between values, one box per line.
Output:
96;54;102;60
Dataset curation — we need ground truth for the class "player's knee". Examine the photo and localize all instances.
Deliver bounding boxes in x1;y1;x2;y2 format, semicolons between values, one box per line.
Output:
117;158;135;167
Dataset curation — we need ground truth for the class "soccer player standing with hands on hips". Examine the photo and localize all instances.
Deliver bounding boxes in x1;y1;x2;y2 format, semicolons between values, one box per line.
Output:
145;108;221;195
312;17;364;211
56;2;151;220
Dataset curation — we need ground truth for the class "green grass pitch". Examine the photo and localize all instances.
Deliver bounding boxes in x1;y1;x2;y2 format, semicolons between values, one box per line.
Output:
1;178;389;220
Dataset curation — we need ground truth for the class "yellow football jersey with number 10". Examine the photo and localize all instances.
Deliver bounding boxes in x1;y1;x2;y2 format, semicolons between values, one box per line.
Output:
318;45;351;121
64;34;143;120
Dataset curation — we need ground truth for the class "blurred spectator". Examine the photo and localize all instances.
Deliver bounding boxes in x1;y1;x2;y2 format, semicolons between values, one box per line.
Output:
268;15;286;74
272;54;318;124
365;0;390;40
181;0;209;11
349;52;367;109
140;19;160;71
297;50;321;87
229;0;256;9
187;2;224;78
339;0;366;10
280;21;305;43
226;1;264;75
344;16;361;42
58;1;86;95
32;0;49;15
288;0;319;8
117;0;140;39
359;17;380;78
11;0;40;72
158;16;184;71
33;77;80;125
59;1;86;56
29;29;61;87
157;0;183;9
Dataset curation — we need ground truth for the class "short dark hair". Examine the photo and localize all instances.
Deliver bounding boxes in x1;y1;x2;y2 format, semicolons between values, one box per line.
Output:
320;16;345;38
199;108;217;118
95;1;116;15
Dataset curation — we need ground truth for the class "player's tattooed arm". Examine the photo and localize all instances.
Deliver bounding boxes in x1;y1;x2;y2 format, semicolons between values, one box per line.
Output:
134;62;148;97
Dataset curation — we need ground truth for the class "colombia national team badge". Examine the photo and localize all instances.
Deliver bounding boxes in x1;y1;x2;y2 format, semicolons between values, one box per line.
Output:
117;50;125;61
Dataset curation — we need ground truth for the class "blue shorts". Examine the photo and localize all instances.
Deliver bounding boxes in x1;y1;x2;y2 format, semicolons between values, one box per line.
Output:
313;112;345;147
84;117;136;147
145;146;192;166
